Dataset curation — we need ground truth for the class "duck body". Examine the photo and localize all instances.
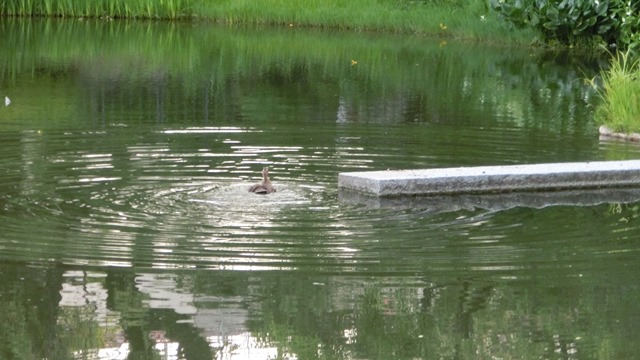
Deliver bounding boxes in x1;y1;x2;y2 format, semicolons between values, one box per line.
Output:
249;167;276;194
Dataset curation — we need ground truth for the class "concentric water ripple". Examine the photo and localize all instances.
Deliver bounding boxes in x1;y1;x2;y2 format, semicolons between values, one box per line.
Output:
1;124;640;279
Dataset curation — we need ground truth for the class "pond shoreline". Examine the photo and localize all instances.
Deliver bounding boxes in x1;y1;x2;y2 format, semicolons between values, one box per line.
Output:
599;125;640;142
0;0;537;44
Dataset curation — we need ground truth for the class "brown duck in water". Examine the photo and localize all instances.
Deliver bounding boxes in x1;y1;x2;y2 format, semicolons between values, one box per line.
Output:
248;167;276;194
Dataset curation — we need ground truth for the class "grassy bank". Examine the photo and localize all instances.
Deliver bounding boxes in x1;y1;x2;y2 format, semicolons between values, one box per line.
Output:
594;51;640;134
0;0;537;43
194;0;532;42
0;0;193;19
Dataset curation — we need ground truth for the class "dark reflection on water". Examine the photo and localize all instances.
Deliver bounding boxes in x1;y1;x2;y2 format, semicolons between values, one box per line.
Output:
1;19;640;359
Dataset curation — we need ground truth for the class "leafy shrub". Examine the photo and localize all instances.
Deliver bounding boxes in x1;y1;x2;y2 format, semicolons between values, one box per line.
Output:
490;0;639;49
618;2;640;52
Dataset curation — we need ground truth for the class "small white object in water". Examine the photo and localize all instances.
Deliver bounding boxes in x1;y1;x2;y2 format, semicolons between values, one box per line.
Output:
4;96;9;106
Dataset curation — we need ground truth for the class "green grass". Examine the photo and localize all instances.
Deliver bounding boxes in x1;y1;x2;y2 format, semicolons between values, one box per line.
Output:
195;0;534;42
594;51;640;134
0;0;538;43
0;0;194;19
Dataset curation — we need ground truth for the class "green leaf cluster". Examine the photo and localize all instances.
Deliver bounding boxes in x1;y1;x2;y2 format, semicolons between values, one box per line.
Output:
491;0;639;49
618;2;640;53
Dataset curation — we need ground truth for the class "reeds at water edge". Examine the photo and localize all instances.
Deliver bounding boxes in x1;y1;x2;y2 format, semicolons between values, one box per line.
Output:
0;0;195;19
0;0;535;43
593;51;640;134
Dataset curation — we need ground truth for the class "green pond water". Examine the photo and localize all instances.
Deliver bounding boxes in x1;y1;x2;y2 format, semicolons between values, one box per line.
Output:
1;18;640;360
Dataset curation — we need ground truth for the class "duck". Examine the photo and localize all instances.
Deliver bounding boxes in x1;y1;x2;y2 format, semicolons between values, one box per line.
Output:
248;167;276;194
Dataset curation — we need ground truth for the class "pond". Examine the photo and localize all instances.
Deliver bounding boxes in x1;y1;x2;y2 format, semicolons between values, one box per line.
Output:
1;18;640;360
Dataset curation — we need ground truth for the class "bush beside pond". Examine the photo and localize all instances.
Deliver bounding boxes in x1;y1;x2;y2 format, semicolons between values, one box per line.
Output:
491;0;640;51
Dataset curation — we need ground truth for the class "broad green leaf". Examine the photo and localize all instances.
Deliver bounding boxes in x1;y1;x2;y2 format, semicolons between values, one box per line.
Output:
596;1;607;16
546;6;559;21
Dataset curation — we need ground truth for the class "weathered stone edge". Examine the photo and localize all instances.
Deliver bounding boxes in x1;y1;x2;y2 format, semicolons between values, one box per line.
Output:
338;160;640;197
339;187;640;212
599;125;640;142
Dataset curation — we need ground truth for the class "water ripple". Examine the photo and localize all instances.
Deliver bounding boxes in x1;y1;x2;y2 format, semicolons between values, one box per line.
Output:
1;125;640;278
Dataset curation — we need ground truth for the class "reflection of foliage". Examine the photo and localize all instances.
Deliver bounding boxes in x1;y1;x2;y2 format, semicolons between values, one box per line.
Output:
0;280;103;360
0;299;38;359
0;19;601;136
264;321;323;360
355;288;426;359
56;306;106;358
248;271;640;359
111;286;150;329
607;202;640;224
0;265;71;360
0;261;638;359
105;272;162;360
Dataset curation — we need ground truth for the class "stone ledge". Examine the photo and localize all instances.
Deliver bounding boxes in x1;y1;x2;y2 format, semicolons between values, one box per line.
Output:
599;125;640;142
338;160;640;197
339;187;640;212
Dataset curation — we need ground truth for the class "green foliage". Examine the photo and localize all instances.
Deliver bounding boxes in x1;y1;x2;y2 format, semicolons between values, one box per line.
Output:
491;0;640;49
194;0;534;42
592;50;640;133
619;3;640;53
0;0;196;19
0;0;534;43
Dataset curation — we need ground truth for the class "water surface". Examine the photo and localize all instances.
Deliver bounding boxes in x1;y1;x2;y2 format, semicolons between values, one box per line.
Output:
1;19;640;359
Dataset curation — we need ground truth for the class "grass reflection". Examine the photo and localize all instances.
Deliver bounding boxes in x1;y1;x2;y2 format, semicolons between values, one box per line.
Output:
0;18;600;136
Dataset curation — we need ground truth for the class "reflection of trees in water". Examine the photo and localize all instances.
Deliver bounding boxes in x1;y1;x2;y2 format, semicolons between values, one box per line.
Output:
0;265;225;359
0;263;638;359
0;264;65;359
106;270;213;360
250;275;500;358
249;271;639;359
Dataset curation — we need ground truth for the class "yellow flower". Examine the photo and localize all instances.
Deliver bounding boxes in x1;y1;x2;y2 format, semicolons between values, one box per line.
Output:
439;23;448;30
351;59;358;66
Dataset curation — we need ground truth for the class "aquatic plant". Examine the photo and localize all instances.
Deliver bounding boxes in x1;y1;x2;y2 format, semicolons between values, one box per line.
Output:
592;50;640;134
491;0;640;49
